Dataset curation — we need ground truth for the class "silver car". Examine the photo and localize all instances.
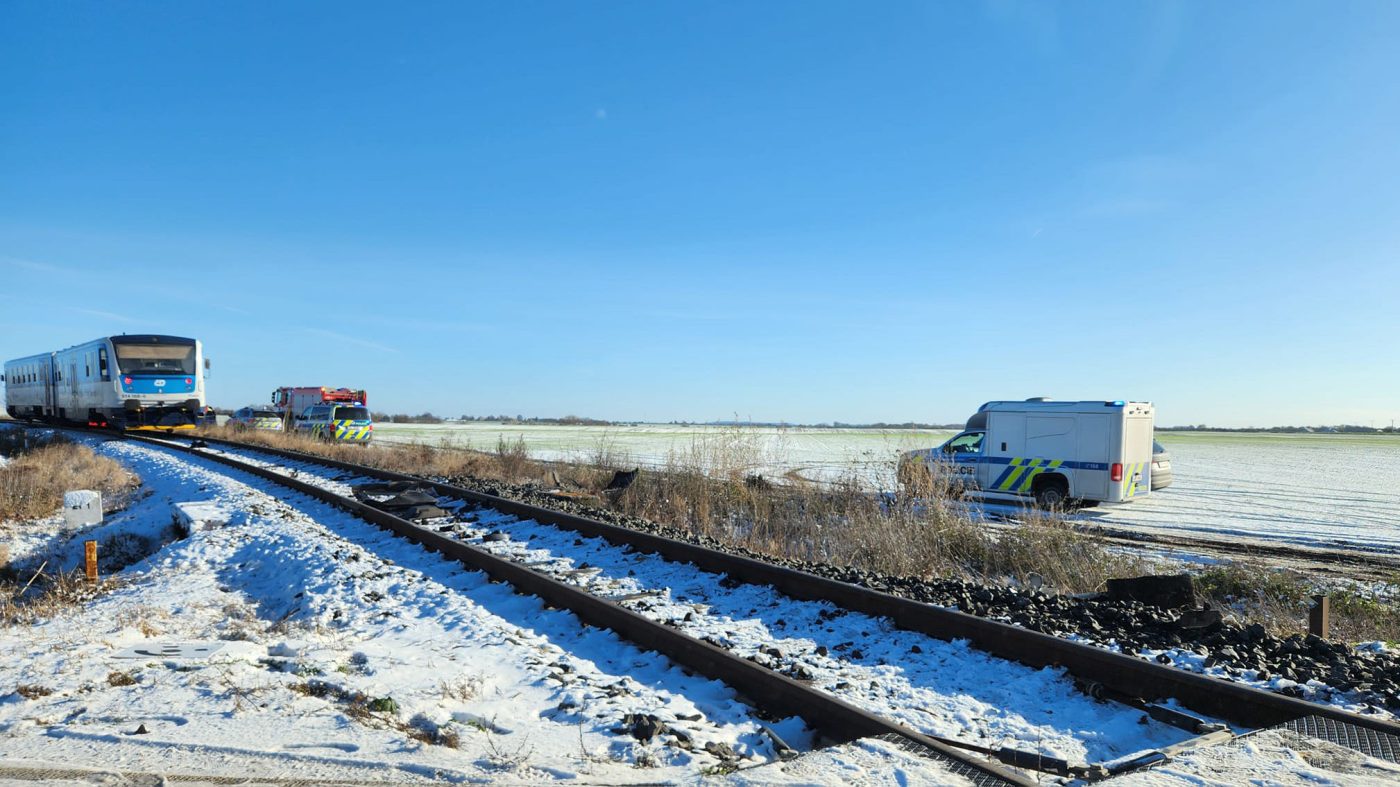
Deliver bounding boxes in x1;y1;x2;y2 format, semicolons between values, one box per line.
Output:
1151;439;1173;490
229;407;284;431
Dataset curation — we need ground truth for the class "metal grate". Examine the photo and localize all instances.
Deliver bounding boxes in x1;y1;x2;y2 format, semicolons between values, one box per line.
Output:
872;733;1025;787
1280;715;1400;763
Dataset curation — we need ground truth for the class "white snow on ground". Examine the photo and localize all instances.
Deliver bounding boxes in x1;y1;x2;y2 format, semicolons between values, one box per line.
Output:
1;438;819;783
7;432;1400;784
192;441;1215;767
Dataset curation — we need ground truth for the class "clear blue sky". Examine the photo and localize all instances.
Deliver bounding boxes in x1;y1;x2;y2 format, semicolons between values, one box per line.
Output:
3;2;1398;427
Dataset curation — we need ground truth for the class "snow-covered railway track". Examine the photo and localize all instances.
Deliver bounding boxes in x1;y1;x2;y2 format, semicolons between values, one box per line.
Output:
156;438;1231;780
129;430;1400;780
92;430;1032;785
16;422;1400;782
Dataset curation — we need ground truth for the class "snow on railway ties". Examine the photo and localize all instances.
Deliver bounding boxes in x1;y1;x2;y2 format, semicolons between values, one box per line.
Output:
145;435;1268;781
39;425;1400;782
2;437;801;781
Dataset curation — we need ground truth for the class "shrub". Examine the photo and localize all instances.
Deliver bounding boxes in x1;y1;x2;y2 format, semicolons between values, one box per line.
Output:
0;433;137;522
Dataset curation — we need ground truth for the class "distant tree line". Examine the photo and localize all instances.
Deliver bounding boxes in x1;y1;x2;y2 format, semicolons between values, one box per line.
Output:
1160;424;1398;434
457;414;614;426
368;413;615;426
370;412;445;424
674;420;964;430
358;413;1397;433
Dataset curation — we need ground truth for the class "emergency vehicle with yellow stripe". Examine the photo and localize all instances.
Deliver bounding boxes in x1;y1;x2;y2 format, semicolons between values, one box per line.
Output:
903;399;1155;508
271;386;373;443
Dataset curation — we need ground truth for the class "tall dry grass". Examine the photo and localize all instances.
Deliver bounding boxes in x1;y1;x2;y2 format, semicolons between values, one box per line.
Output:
0;568;110;626
200;425;1143;594
0;432;137;522
606;436;1147;593
190;426;1400;638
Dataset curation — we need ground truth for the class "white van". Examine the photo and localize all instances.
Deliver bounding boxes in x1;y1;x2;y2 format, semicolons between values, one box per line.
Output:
903;399;1156;507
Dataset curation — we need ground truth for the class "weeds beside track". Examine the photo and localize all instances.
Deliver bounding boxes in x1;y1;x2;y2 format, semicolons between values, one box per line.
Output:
192;425;1400;642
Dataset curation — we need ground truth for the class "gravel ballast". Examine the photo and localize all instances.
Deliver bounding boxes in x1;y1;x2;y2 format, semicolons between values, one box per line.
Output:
448;475;1400;718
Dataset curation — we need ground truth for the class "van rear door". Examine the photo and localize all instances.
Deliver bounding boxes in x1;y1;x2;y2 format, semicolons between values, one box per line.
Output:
1120;408;1155;499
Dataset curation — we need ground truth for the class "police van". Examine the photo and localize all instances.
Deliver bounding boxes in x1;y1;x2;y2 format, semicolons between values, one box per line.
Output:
903;399;1155;508
294;402;373;443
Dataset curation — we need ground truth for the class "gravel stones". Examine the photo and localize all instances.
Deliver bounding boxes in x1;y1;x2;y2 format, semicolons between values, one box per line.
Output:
444;474;1400;715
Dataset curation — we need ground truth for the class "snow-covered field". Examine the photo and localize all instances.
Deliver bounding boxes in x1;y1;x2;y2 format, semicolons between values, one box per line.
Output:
376;424;1400;556
1085;432;1400;556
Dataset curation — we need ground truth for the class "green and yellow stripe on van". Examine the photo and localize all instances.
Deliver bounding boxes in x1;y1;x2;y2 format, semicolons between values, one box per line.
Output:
1121;461;1147;499
309;420;372;442
991;458;1065;492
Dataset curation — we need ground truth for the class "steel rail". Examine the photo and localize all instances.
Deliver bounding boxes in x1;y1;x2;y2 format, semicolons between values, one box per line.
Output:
9;420;1400;775
86;428;1029;786
173;430;1400;743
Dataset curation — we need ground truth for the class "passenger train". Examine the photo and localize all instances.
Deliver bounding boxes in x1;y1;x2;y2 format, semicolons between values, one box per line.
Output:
3;335;207;430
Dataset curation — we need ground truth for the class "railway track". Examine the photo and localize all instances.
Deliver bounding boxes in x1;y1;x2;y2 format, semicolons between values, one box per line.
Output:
8;420;1400;782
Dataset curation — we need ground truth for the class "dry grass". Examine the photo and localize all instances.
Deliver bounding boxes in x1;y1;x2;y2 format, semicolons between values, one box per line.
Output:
0;431;137;522
107;670;138;687
16;683;53;699
1195;563;1400;642
201;426;609;493
202;425;1142;594
439;674;485;701
193;425;1400;639
0;568;111;626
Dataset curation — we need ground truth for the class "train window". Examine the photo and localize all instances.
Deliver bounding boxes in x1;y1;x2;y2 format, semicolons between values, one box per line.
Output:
99;348;109;380
112;340;196;374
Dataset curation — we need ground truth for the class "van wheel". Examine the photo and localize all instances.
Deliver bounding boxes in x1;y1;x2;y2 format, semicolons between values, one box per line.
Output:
1033;478;1069;510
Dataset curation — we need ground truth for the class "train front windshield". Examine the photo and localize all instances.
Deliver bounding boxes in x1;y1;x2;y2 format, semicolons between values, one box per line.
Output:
113;340;197;374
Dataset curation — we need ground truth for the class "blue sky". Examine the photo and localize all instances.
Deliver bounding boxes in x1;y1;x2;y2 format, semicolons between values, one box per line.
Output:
2;2;1398;427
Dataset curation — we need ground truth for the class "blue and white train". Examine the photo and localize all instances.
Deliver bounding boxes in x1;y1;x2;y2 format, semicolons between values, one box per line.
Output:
3;335;207;430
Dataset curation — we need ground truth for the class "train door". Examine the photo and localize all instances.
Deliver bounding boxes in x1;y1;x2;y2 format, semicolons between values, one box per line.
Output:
43;358;55;417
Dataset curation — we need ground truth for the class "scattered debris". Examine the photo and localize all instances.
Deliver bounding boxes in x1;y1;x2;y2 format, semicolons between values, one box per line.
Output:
602;468;640;500
1107;574;1195;609
351;483;453;521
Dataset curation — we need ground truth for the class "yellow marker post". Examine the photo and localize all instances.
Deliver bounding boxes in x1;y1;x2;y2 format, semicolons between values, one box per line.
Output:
84;540;98;583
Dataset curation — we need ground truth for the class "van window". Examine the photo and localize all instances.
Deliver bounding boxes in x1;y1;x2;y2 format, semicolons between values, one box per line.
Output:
333;406;370;421
944;432;985;454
